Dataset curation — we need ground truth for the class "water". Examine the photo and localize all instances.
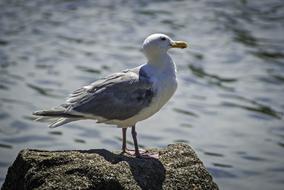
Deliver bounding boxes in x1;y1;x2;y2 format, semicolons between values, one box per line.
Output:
0;0;284;189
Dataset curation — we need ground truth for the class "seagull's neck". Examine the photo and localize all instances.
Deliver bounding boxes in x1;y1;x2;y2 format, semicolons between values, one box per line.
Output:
147;53;176;74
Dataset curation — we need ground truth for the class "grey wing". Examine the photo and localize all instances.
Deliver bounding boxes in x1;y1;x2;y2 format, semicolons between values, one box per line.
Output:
65;70;154;120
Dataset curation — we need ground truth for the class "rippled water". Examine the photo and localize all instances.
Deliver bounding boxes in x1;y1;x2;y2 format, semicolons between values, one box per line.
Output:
0;0;284;189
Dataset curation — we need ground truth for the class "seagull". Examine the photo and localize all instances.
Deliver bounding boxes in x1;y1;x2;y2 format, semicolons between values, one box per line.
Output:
33;33;188;158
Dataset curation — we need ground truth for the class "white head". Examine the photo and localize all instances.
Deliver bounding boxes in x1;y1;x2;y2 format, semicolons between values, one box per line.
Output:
142;33;188;60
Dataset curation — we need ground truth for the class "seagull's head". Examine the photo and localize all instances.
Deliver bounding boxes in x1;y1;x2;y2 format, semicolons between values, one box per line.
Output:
142;33;188;59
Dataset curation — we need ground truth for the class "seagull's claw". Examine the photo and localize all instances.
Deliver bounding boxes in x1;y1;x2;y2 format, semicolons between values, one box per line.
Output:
139;152;159;159
121;149;159;159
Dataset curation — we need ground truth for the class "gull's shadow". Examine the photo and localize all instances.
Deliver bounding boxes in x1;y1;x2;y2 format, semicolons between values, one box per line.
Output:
78;149;165;190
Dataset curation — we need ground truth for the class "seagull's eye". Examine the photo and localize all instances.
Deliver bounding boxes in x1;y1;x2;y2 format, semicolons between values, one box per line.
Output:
160;37;166;41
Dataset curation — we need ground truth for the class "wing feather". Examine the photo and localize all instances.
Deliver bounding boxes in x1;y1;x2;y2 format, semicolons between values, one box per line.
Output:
65;70;154;120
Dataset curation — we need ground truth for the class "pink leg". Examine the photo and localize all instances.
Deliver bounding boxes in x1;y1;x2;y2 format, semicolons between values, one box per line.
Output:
121;128;127;153
123;125;159;159
131;125;141;157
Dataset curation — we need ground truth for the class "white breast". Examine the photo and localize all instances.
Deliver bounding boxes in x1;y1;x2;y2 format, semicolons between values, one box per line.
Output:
152;71;177;111
114;62;177;127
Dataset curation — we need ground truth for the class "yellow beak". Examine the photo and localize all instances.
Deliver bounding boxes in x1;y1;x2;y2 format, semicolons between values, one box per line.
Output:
170;41;188;49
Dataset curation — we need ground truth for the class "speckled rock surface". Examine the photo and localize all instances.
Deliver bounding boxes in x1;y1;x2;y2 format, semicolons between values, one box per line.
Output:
2;143;219;190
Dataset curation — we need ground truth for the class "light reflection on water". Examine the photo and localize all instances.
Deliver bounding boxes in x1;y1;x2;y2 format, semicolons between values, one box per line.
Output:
0;0;284;189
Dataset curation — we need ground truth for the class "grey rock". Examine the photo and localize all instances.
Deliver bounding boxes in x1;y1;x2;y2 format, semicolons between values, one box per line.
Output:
2;143;219;190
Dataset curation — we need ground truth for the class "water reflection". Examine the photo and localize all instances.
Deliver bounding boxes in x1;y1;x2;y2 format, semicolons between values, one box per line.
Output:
48;131;63;136
27;83;62;98
173;139;189;144
277;142;284;148
179;123;193;128
188;65;237;83
207;168;237;178
204;152;224;158
74;138;86;144
0;143;12;149
213;163;233;168
173;108;198;118
0;113;9;120
0;40;8;46
0;162;9;168
76;65;102;74
11;120;31;130
2;135;54;143
241;155;267;162
232;28;258;47
188;64;236;91
0;84;8;91
212;0;284;65
220;94;283;119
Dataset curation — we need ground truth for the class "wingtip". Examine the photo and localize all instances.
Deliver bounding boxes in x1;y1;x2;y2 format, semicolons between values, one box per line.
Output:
32;111;41;116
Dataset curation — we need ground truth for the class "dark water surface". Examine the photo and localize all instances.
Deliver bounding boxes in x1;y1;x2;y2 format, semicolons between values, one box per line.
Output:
0;0;284;189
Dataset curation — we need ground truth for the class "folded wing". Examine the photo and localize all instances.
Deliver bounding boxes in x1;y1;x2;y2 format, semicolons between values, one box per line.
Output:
66;70;154;121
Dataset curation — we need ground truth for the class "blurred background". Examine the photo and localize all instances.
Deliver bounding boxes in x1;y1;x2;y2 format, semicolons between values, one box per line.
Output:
0;0;284;189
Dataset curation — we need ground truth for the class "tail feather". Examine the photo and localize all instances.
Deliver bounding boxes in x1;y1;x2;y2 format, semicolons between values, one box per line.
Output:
33;109;81;118
33;108;82;128
48;118;76;128
34;116;56;122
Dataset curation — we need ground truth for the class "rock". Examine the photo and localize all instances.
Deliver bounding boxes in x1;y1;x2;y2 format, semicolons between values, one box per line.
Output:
2;143;219;190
